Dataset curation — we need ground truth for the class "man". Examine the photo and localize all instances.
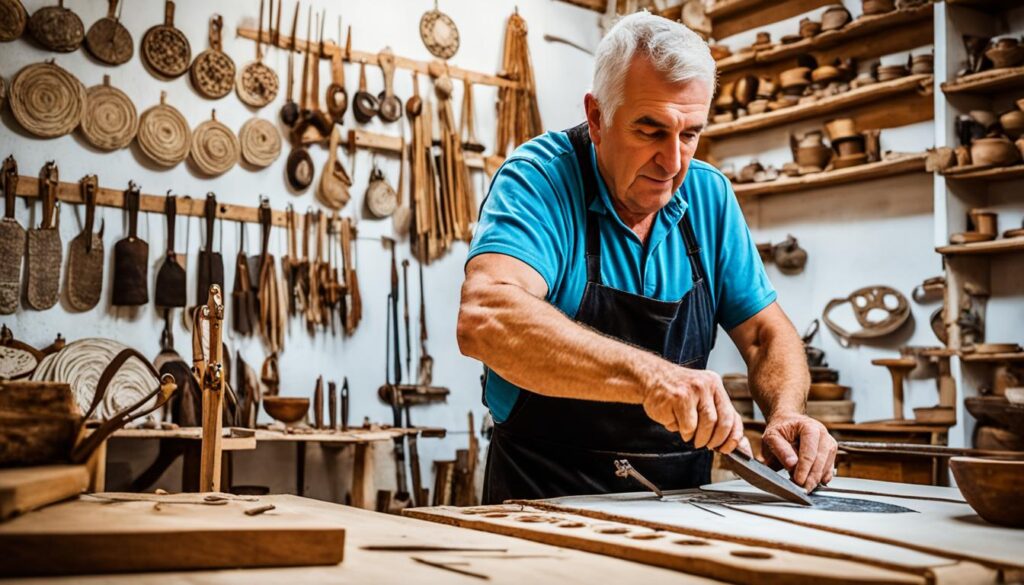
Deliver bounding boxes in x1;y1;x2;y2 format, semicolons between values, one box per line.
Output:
458;12;837;504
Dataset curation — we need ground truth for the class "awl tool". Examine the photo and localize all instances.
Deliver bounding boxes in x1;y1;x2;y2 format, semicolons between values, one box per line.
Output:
614;459;663;498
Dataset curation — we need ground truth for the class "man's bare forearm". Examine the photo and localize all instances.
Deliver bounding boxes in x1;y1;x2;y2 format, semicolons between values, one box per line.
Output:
743;316;809;419
458;280;664;404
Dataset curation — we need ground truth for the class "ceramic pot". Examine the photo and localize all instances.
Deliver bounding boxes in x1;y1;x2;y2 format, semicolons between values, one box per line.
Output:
835;136;867;157
985;42;1024;69
911;54;934;74
999;109;1024;139
971;136;1021;167
825;118;858;141
798;130;827;149
821;5;851;31
710;44;731;61
970;109;997;129
812;65;841;84
969;209;998;236
780;67;811;89
799;18;821;38
833;153;869;169
877;64;909;82
955;145;972;166
862;0;895;15
795;145;832;171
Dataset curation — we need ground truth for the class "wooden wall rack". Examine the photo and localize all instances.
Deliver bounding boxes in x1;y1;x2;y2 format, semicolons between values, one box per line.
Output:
705;74;933;139
733;153;927;198
237;28;520;90
717;3;933;78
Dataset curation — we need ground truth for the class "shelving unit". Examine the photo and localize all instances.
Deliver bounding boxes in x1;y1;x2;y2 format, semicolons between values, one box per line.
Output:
941;164;1024;182
703;0;834;40
960;352;1024;363
936;237;1024;256
704;74;933;139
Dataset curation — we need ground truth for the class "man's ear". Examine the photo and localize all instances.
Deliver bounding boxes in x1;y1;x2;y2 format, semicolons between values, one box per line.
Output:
584;93;603;147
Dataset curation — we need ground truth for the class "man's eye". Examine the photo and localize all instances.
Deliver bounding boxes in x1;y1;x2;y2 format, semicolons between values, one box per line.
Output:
640;129;662;138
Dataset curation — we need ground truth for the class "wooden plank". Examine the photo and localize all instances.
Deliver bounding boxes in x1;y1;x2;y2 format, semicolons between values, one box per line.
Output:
0;465;89;520
0;494;345;577
941;66;1024;94
704;478;1024;571
407;505;931;584
704;75;933;139
1;494;713;584
936;236;1024;256
941;163;1024;181
960;351;1024;363
237;28;519;89
733;154;928;198
719;4;933;77
710;0;835;40
558;0;607;11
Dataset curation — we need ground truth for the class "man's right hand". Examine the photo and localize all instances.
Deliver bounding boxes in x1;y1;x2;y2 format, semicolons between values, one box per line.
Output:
641;365;745;453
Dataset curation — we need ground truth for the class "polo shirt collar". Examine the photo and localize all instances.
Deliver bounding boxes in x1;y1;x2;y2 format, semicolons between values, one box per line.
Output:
586;143;689;238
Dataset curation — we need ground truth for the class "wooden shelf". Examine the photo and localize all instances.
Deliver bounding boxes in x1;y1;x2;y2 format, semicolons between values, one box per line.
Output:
733;154;928;198
941;163;1024;182
704;0;834;40
937;236;1024;255
961;351;1024;363
941;66;1024;94
718;3;933;75
705;74;933;139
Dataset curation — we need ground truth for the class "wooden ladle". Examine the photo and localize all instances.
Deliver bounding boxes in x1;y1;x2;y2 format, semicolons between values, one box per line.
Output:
406;71;423;119
325;22;350;124
280;2;300;127
353;63;378;123
377;47;402;123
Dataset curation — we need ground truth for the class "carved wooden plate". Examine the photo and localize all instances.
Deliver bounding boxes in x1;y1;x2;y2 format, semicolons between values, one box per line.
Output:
419;5;459;60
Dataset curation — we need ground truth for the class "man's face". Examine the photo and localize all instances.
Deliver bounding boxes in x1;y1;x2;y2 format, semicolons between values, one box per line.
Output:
587;57;711;221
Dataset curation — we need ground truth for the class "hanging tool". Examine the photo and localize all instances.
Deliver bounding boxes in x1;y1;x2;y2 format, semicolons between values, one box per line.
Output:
384;237;410;509
340;376;350;431
417;260;433;386
328;380;337;430
193;284;226;492
402;259;411;381
280;2;300;127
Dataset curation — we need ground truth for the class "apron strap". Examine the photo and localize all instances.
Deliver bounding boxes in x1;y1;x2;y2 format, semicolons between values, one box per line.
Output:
565;123;604;285
678;213;707;283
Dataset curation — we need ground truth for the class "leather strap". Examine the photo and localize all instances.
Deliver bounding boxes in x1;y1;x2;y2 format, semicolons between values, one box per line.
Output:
125;181;140;239
82;176;98;252
2;156;17;219
40;162;59;230
164;193;177;255
259;197;272;260
204;193;217;252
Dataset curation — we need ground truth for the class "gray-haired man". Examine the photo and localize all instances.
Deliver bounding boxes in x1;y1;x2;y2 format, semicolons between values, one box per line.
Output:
458;12;837;503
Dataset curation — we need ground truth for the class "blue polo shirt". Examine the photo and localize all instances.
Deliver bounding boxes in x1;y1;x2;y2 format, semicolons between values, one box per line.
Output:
467;130;776;422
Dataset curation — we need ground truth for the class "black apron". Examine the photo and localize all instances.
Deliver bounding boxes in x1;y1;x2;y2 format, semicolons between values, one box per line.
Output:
482;123;718;504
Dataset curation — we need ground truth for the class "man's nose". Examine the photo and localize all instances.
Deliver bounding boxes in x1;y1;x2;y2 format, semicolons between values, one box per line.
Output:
654;135;683;176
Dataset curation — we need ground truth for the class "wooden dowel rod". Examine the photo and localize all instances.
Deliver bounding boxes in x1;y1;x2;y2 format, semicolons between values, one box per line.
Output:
236;28;520;89
14;176;290;227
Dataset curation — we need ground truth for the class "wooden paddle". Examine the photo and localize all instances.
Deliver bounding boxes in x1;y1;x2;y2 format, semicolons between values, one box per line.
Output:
154;193;186;308
65;175;104;311
111;181;148;306
25;161;62;310
0;157;24;315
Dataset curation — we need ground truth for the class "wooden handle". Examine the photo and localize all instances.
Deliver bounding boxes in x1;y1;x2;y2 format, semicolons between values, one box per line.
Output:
164;0;175;26
81;175;98;240
39;162;59;230
107;0;118;18
380;47;396;98
358;62;367;92
3;156;18;219
209;14;223;52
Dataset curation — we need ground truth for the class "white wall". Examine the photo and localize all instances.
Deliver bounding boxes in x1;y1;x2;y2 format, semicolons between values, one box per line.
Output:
1;0;599;498
705;0;946;426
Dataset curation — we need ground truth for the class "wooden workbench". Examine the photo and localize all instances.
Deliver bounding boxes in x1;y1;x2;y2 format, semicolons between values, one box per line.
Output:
112;426;435;508
0;494;715;584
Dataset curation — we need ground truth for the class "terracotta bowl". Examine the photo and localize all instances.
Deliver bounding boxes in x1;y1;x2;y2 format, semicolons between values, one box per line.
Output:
877;65;909;82
971;136;1021;167
950;457;1024;528
799;18;821;38
911;54;934;75
833;153;869;169
795;145;832;170
862;0;895;15
806;400;854;423
812;66;841;84
985;45;1024;69
263;396;310;424
999;109;1024;139
809;382;849;401
821;5;851;31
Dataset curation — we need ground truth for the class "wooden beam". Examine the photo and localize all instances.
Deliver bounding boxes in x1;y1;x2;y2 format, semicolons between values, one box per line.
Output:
941;66;1024;95
941;163;1024;182
705;75;933;139
710;0;835;41
237;28;519;89
937;236;1024;256
733;154;928;198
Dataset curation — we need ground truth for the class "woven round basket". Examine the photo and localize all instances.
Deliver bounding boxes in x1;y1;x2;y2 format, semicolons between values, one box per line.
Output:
141;2;190;79
27;2;83;52
236;61;279;108
239;117;281;167
137;91;190;167
10;61;85;138
80;75;137;151
191;49;235;99
0;75;6;111
0;0;27;42
190;110;239;176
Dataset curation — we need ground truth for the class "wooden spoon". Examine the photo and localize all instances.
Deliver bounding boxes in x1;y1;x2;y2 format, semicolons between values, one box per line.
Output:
353;62;378;123
325;21;348;124
377;47;402;123
280;2;300;127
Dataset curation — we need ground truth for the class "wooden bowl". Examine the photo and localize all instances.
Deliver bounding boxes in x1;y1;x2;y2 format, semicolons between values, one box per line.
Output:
999;109;1024;139
821;5;851;31
808;383;849;401
877;65;908;82
262;396;310;424
832;153;869;169
795;145;832;171
950;457;1024;528
799;18;821;38
985;45;1024;70
806;400;854;423
971;136;1021;167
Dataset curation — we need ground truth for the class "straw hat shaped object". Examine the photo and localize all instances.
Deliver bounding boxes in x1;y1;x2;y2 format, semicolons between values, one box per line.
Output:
9;61;85;138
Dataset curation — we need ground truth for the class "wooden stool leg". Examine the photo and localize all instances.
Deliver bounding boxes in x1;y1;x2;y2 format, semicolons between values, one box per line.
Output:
351;442;374;509
296;442;307;496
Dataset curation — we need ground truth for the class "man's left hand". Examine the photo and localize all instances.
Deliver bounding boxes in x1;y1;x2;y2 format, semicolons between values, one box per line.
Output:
761;412;837;492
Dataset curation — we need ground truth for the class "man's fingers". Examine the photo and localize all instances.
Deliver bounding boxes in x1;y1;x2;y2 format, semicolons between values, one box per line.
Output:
804;431;832;491
719;412;744;454
822;439;838;485
792;425;821;486
707;391;735;450
763;430;798;471
737;435;753;457
693;390;718;448
678;393;699;443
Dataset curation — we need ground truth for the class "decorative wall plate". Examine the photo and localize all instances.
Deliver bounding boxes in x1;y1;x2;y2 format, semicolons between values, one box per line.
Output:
190;14;235;99
80;75;137;151
141;0;191;79
0;0;28;42
239;117;281;168
137;91;190;167
84;0;133;65
419;1;459;60
190;110;240;176
27;0;83;52
9;61;85;138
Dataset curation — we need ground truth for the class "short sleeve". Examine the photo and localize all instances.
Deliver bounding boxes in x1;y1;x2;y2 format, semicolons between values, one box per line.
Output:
467;158;571;294
711;177;777;330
